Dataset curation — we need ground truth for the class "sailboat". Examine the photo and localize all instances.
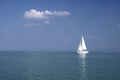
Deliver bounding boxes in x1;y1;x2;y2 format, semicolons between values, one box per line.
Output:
77;35;89;54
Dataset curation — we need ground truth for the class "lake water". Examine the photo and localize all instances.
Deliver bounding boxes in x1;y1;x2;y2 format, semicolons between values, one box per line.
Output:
0;51;120;80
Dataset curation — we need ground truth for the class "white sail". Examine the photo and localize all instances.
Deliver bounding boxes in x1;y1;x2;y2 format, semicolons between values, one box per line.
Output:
78;40;82;51
77;35;88;54
81;36;87;50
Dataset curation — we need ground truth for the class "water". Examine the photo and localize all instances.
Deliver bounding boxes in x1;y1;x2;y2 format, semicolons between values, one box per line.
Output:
0;51;120;80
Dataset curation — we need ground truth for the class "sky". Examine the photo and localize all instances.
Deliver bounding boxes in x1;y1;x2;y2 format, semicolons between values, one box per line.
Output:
0;0;120;51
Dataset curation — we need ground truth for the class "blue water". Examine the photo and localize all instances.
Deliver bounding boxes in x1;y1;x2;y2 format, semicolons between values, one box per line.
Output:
0;51;120;80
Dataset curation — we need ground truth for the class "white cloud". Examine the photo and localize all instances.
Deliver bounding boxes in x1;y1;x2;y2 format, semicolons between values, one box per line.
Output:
24;9;48;19
53;11;70;16
24;22;42;27
24;9;70;19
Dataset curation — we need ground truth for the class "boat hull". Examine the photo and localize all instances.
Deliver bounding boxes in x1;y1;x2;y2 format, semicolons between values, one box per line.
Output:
77;50;89;54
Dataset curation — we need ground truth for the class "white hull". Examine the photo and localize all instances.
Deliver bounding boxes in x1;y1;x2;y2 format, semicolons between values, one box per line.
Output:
77;50;89;54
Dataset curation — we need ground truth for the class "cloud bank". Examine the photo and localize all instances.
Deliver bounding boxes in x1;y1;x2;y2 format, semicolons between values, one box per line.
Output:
24;9;70;19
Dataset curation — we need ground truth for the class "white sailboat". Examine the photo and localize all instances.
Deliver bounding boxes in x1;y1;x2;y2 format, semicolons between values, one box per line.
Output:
77;35;89;54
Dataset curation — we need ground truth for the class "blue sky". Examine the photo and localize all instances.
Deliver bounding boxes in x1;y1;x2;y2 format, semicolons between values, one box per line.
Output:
0;0;120;51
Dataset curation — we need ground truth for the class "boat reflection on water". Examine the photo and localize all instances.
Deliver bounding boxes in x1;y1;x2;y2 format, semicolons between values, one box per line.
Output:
78;54;88;80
